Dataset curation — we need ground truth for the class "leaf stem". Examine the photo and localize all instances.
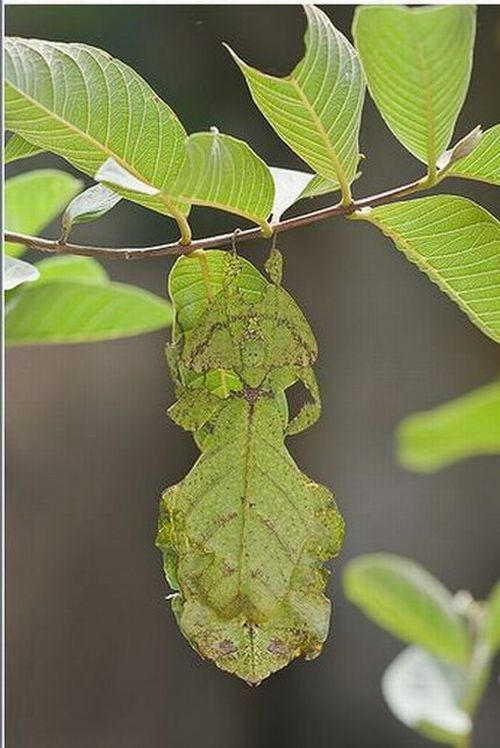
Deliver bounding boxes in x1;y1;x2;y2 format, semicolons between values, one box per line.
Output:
3;173;432;261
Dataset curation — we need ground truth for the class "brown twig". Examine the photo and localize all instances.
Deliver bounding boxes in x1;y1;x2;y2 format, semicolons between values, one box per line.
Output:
3;175;430;261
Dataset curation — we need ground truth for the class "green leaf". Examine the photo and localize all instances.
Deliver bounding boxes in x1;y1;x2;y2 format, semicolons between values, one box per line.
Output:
169;130;274;232
270;167;339;221
5;133;43;163
61;183;121;241
353;6;476;172
5;169;82;257
5;256;172;345
343;554;470;664
485;582;500;653
227;5;365;204
382;646;471;744
397;381;500;472
353;196;500;343
4;255;40;290
34;255;108;286
446;125;500;186
5;38;191;240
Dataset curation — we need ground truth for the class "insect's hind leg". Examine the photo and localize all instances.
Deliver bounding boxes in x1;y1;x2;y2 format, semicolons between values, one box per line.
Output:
286;366;322;436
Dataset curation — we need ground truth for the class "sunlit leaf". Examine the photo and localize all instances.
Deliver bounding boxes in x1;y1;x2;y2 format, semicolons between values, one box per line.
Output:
382;646;471;744
172;131;274;232
61;183;121;241
353;6;476;171
343;554;470;664
4;255;40;290
4;133;43;163
446;125;500;186
5;38;191;239
397;381;500;472
353;196;500;343
227;5;364;203
5;169;82;257
270;167;339;222
5;256;172;345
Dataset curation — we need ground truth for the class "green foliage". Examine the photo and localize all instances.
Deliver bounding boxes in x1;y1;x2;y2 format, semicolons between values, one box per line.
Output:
353;196;500;342
5;256;172;345
4;255;40;290
353;6;476;174
4;133;43;163
4;37;191;239
61;184;121;241
157;250;344;683
382;646;471;744
343;554;470;664
446;125;500;186
485;583;500;653
5;169;82;256
397;381;500;472
228;5;364;204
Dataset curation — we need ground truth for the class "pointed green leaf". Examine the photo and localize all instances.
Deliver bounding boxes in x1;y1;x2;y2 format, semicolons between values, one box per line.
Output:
270;167;339;221
353;6;476;171
5;133;43;163
446;125;500;186
61;183;121;241
5;169;82;257
382;646;471;744
4;38;191;239
485;583;500;653
5;279;172;345
343;554;470;664
4;255;40;290
353;196;500;343
227;5;365;203
397;381;500;473
34;255;109;286
172;131;274;232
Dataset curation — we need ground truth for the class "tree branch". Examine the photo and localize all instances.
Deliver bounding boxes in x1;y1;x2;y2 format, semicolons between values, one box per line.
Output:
4;175;430;261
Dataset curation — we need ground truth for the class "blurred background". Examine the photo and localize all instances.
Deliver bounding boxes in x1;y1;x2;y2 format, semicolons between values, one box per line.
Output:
5;5;500;747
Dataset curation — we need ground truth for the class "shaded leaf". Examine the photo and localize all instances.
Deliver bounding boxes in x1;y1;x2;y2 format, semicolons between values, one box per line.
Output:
4;255;40;290
227;6;364;202
382;646;471;744
486;582;500;653
95;157;162;196
437;126;483;172
61;183;121;241
397;381;500;472
343;554;470;664
447;125;500;186
353;196;500;343
5;38;191;239
4;133;43;163
172;131;274;232
353;6;476;171
5;169;82;257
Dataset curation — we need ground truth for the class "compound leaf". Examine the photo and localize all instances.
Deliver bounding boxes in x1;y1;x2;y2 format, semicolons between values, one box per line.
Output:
397;381;500;472
353;6;476;172
4;132;43;163
5;169;82;257
227;5;364;203
172;131;274;232
343;554;470;664
4;38;191;239
446;125;500;186
61;183;121;241
382;646;471;744
4;255;40;290
353;196;500;343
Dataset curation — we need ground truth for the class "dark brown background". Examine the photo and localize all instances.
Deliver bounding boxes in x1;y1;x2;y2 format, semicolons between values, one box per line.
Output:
6;5;500;747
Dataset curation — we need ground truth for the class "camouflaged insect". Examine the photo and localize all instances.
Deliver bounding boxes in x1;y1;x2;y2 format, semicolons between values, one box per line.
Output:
156;249;344;684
